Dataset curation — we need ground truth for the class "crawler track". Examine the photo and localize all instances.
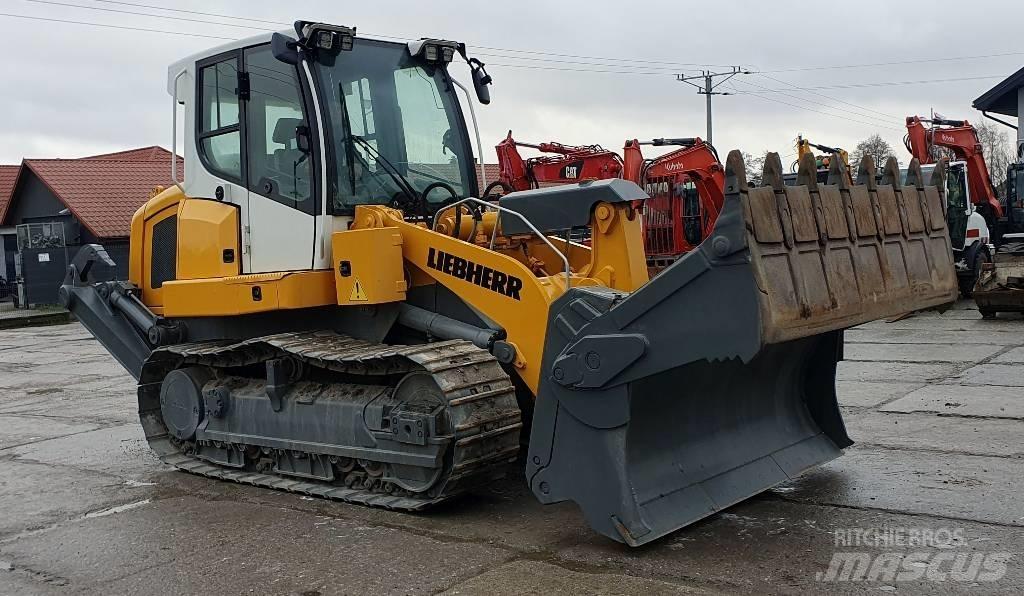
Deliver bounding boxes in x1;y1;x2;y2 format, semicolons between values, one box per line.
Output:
137;331;522;510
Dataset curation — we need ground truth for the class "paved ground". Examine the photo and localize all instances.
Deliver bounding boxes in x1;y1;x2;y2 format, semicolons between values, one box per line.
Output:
0;301;1022;595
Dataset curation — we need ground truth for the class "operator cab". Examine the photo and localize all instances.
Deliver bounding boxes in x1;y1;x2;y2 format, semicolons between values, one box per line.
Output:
167;22;491;274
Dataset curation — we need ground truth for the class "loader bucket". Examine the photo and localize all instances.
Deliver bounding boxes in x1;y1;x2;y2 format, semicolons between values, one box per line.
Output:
526;151;958;546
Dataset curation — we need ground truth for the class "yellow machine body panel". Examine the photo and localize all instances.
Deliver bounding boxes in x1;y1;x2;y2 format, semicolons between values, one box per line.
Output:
176;200;240;281
332;228;408;305
353;205;567;392
161;271;336;317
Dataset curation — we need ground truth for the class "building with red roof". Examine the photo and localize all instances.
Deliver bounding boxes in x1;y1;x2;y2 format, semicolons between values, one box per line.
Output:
0;147;180;304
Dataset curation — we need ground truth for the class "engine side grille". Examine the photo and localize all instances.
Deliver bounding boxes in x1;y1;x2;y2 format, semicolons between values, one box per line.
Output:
151;216;177;289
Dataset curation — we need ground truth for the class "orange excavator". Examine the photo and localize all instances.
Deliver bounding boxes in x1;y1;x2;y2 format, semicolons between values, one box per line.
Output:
905;115;1004;226
623;138;725;264
494;133;724;266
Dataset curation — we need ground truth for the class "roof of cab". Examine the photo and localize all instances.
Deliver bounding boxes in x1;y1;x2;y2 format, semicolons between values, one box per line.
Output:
167;31;279;95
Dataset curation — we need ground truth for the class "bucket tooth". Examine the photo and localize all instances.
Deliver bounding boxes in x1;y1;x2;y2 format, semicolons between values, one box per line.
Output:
795;152;819;189
527;149;959;546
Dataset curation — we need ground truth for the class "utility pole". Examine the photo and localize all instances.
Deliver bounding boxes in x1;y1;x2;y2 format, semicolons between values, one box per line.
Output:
677;67;747;146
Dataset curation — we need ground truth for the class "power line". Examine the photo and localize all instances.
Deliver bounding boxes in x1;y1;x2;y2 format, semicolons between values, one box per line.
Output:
6;2;1024;82
755;73;899;120
30;0;731;68
89;0;288;26
738;76;896;130
31;0;1024;75
19;0;270;30
732;75;1005;93
486;62;672;76
763;51;1024;73
0;11;233;39
474;52;697;71
727;79;904;133
473;47;729;69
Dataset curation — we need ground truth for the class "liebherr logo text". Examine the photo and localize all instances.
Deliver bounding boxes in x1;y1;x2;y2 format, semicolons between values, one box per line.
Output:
427;247;523;300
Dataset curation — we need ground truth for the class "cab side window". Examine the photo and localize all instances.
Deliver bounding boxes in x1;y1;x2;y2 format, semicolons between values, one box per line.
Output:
198;57;242;182
243;46;313;210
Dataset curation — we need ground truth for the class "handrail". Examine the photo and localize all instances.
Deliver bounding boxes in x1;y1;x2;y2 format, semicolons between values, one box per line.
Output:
170;69;187;188
432;197;571;289
450;78;487;190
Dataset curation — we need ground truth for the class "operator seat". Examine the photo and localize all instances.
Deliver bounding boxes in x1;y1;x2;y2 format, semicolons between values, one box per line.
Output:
271;118;308;199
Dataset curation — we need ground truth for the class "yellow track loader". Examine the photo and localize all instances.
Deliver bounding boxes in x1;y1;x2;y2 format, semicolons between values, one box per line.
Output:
60;22;958;546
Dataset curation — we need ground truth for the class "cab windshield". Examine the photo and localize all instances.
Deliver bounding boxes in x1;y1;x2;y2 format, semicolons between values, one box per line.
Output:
312;38;475;213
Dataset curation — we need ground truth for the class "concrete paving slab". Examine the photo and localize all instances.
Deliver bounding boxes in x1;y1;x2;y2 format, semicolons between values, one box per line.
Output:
30;357;131;380
0;570;66;595
0;370;111;391
444;560;709;595
842;410;1024;458
946;363;1024;387
1;496;514;596
993;347;1024;364
0;386;137;424
0;459;144;539
856;316;1012;332
556;498;1024;595
836;381;924;408
165;467;592;553
842;343;1004;363
845;328;1023;345
881;385;1024;419
0;348;109;366
781;446;1024;526
0;415;98;450
11;424;163;480
836;361;966;383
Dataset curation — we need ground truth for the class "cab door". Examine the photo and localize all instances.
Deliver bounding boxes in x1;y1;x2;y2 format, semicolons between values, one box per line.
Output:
239;44;316;273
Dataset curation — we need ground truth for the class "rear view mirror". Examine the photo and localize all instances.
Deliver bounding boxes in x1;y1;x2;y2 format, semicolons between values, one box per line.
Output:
272;33;299;65
296;126;312;153
469;59;491;105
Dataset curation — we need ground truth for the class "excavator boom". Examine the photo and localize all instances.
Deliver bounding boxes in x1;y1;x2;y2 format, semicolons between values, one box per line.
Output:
905;115;1004;220
494;131;624;192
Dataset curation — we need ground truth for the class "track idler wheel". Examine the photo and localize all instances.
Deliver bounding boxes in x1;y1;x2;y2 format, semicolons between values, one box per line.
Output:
159;367;213;441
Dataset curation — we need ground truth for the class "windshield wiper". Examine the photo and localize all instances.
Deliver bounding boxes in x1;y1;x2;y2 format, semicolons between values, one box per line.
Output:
350;135;422;210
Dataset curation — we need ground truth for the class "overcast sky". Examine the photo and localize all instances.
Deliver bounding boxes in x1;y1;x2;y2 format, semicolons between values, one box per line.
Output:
2;0;1022;171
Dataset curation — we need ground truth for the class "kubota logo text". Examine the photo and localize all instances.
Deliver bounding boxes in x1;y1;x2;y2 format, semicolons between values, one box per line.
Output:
427;247;523;300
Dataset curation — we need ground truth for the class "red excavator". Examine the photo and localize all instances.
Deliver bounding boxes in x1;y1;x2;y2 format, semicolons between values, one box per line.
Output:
494;132;724;267
905;115;1004;224
623;138;725;264
492;131;624;194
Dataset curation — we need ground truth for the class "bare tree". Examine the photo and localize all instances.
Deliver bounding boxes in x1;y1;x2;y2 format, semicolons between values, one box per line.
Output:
740;150;770;185
851;134;899;168
973;120;1014;183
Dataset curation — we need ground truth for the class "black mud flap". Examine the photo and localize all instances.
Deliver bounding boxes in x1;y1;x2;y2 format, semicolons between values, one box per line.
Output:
526;152;959;546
